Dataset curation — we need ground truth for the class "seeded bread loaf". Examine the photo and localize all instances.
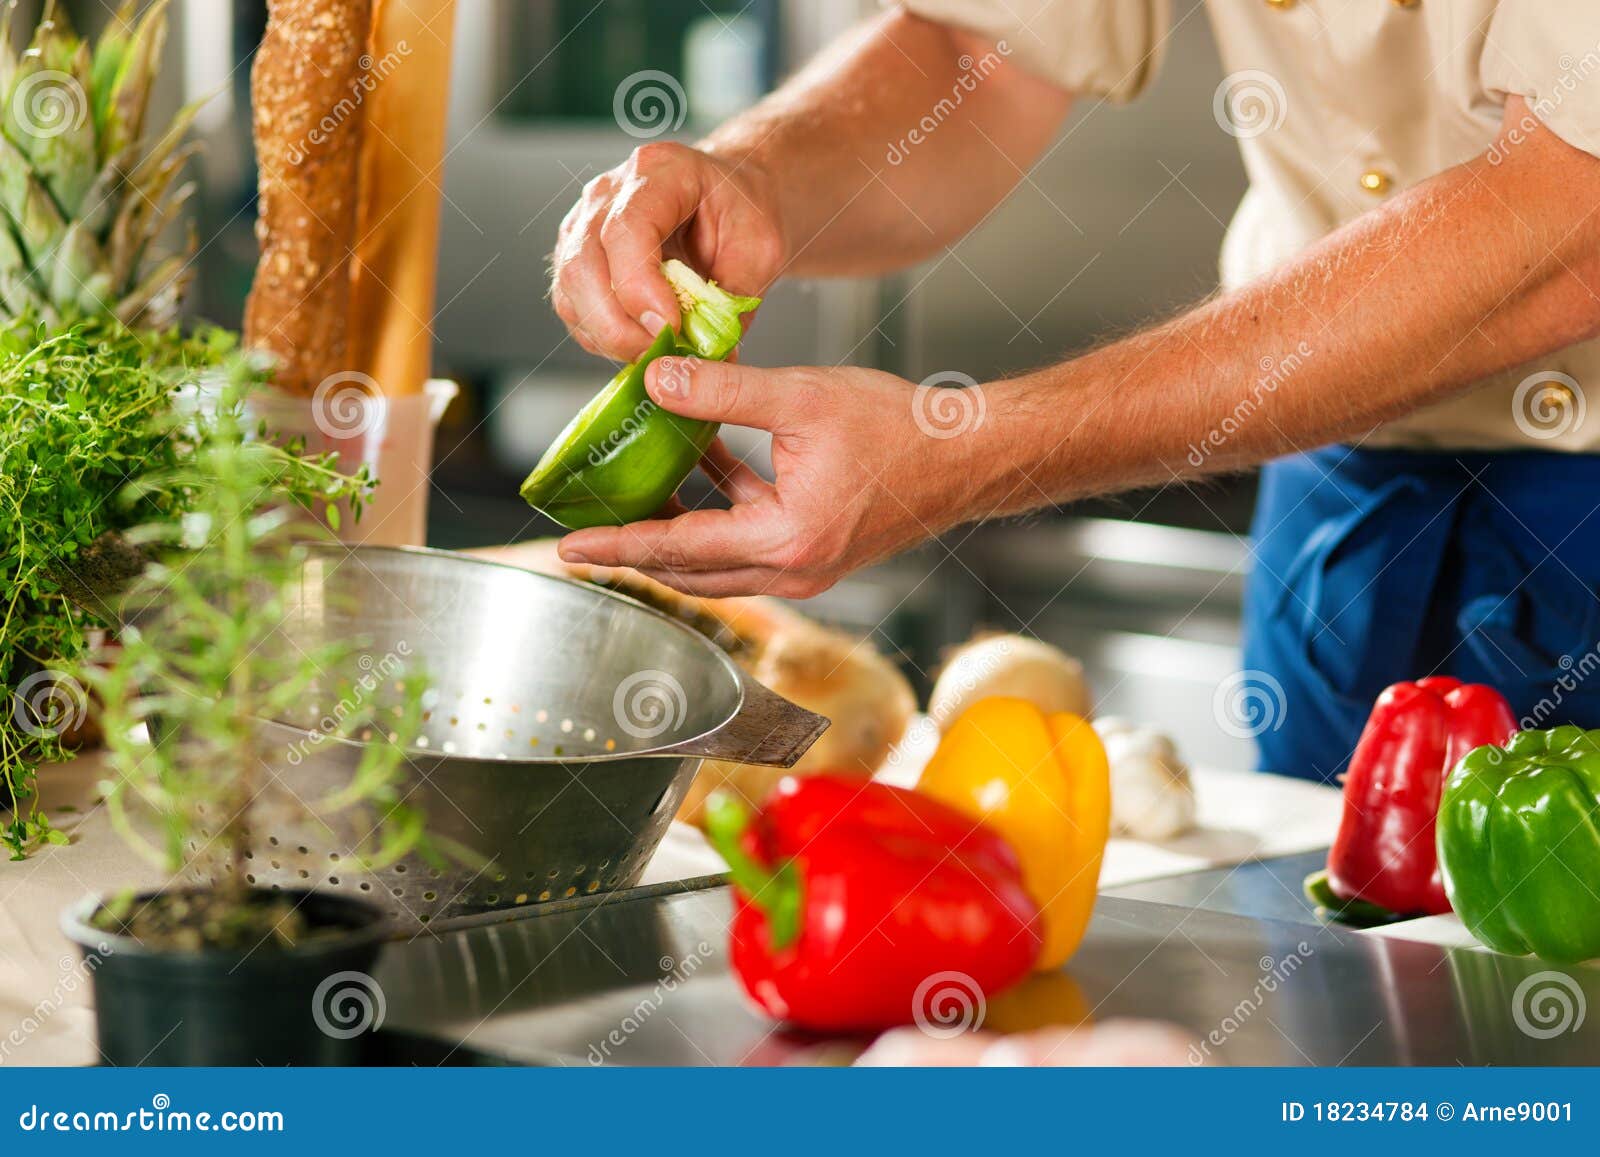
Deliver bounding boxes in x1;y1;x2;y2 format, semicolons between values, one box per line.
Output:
244;0;373;396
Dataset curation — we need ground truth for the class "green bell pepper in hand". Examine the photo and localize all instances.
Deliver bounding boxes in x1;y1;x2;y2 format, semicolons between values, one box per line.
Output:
1438;726;1600;963
520;260;760;530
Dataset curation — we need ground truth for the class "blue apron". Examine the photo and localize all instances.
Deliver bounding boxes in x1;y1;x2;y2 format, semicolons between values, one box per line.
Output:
1241;444;1600;783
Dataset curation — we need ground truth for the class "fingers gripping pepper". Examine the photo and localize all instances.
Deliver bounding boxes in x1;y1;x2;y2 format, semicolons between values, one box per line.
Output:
706;775;1042;1033
520;260;760;529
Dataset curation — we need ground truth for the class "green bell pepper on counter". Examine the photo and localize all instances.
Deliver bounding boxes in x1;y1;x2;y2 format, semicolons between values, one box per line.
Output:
1438;726;1600;963
520;260;761;530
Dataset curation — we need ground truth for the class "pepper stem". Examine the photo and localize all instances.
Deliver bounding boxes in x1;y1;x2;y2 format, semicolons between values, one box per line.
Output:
704;792;802;951
661;259;761;361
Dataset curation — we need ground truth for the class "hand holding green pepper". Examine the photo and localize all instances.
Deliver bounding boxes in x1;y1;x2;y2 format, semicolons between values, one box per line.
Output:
521;261;760;530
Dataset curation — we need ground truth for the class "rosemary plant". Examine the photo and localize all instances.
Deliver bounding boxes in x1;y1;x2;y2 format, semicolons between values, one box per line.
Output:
84;363;431;936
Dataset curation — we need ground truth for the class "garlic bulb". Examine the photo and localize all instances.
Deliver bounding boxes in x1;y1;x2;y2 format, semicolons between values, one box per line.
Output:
1093;717;1197;841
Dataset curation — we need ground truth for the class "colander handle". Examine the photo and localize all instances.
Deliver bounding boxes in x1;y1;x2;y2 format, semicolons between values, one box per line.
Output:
663;668;830;767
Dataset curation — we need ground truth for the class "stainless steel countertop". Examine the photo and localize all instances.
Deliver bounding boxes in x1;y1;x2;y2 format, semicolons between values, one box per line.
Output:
1105;849;1329;925
377;862;1600;1066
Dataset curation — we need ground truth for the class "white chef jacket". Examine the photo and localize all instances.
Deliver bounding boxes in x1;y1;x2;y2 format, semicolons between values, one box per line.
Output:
890;0;1600;451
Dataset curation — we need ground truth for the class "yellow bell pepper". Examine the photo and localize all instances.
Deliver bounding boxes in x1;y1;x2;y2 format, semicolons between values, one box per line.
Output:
919;697;1111;970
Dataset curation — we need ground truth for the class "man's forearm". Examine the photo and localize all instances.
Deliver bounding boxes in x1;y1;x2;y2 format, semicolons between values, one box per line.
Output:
967;99;1600;519
702;9;1071;278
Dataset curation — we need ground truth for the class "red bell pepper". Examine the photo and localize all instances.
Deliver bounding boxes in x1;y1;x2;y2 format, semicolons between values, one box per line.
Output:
1321;677;1516;917
705;775;1041;1033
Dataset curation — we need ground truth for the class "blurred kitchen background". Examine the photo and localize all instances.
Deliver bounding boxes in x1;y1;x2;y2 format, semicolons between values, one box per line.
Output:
56;0;1260;767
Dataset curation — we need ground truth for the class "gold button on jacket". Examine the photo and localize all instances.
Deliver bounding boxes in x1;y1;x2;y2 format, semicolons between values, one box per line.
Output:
1359;169;1394;195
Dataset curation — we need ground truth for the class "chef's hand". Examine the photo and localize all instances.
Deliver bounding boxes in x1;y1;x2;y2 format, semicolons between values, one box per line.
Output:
555;358;994;599
550;143;786;361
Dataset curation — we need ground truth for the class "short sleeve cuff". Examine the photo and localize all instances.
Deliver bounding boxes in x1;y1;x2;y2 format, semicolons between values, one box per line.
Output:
1481;0;1600;159
883;0;1169;103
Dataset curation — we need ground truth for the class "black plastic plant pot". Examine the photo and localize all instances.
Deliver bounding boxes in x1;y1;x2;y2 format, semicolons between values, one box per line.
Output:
60;888;390;1067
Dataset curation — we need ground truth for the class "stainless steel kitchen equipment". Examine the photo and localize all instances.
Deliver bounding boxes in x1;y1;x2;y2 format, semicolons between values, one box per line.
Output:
372;869;1600;1066
190;546;827;929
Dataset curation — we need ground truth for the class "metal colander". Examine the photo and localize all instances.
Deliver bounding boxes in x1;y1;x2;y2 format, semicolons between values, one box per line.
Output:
187;546;828;930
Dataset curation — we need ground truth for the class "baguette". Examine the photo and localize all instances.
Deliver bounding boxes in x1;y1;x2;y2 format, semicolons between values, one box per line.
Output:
349;0;458;396
244;0;374;396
